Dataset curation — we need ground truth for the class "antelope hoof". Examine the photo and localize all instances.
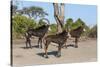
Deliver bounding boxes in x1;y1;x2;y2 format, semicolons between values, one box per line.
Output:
56;52;61;57
44;55;49;58
75;45;78;48
25;47;28;49
39;45;42;49
56;54;61;57
40;46;42;49
30;47;32;49
39;47;42;49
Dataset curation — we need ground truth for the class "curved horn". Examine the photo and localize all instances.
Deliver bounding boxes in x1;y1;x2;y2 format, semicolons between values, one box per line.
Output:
39;18;50;25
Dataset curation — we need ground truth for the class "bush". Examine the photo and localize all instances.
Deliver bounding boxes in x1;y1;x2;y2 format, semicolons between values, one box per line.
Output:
88;25;97;38
50;24;57;34
12;14;36;39
65;18;86;31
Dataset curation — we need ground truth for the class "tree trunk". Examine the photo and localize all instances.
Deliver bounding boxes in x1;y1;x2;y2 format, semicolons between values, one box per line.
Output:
53;3;65;33
60;3;64;25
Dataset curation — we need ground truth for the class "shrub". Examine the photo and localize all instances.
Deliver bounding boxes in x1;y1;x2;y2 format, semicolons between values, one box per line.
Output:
12;14;36;39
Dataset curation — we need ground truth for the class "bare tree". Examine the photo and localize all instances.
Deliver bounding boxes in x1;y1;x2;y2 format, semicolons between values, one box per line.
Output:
53;3;65;33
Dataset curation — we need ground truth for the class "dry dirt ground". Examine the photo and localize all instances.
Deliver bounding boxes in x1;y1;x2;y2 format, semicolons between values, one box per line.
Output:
12;38;97;66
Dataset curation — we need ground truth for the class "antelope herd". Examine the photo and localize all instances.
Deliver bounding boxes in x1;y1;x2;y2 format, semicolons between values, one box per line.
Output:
24;18;85;58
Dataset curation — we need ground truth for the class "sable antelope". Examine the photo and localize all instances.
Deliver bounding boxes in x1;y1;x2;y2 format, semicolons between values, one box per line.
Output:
69;25;85;48
43;30;68;58
25;18;50;48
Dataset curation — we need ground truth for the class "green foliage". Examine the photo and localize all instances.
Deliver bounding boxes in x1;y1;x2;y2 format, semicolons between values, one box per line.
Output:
50;24;57;33
65;18;85;30
66;18;73;26
71;18;85;30
12;4;48;39
19;6;48;19
65;18;73;31
88;25;97;38
38;19;47;26
12;14;36;38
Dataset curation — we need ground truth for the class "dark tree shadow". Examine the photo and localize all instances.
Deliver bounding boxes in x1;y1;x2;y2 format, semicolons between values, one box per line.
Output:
31;45;39;48
37;51;58;58
20;47;28;49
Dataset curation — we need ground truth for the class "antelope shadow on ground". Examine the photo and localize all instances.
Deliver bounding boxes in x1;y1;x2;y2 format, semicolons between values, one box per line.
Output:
37;51;58;58
63;44;77;48
20;45;39;49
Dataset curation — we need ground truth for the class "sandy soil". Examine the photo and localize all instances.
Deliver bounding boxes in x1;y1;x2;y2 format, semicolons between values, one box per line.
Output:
12;38;97;66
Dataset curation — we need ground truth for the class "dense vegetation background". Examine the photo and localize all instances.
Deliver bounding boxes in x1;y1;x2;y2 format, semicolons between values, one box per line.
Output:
11;4;97;39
